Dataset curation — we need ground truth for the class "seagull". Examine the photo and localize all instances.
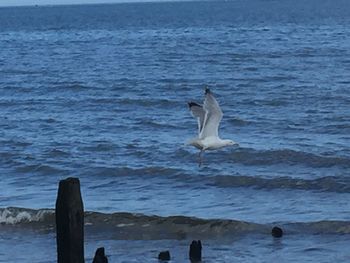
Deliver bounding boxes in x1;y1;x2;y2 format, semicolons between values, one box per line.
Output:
187;88;238;166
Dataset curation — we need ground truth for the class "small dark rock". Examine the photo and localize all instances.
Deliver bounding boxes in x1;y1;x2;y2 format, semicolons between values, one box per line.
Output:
272;226;283;238
92;247;108;263
158;250;171;261
189;240;202;262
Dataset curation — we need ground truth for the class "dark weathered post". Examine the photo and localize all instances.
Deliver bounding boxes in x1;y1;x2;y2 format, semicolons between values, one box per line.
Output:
189;240;202;262
92;247;108;263
56;177;84;263
271;226;283;238
158;250;171;261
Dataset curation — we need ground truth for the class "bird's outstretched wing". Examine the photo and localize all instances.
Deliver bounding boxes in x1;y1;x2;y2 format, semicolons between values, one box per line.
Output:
188;102;205;135
200;88;223;139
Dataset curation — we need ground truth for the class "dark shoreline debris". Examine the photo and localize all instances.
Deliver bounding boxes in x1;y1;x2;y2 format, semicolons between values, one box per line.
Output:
55;177;208;262
271;226;283;238
189;240;202;262
158;250;171;261
93;247;108;263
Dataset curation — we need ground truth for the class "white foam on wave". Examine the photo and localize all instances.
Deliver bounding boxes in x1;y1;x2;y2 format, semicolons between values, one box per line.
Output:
0;208;53;225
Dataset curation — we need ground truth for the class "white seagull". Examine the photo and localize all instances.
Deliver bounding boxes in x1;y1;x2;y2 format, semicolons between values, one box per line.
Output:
188;88;238;166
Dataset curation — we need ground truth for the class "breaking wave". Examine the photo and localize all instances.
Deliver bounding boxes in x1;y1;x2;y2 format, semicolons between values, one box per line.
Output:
0;207;54;225
1;207;350;239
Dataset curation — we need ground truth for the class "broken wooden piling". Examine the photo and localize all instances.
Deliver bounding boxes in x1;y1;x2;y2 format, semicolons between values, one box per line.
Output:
56;177;84;263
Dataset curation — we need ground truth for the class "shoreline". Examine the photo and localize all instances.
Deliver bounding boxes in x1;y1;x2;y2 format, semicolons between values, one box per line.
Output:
1;207;350;237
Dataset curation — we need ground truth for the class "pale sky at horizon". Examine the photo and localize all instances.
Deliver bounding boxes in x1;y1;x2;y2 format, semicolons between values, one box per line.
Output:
0;0;151;7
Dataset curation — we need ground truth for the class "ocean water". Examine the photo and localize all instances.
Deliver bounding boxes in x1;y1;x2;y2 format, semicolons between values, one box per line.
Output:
1;0;350;262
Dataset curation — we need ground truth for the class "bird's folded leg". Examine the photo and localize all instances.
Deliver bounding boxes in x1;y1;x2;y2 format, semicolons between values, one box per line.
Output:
198;150;204;167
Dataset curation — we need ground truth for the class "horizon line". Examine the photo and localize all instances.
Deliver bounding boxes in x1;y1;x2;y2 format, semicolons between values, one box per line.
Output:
0;0;209;8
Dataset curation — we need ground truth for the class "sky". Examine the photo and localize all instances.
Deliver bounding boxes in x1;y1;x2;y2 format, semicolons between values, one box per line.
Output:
0;0;139;7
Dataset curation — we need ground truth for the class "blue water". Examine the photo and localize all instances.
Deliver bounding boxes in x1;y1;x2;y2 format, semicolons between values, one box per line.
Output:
1;0;350;262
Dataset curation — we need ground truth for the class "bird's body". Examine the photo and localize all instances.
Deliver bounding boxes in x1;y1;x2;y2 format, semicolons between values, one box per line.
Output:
188;136;234;151
187;88;238;166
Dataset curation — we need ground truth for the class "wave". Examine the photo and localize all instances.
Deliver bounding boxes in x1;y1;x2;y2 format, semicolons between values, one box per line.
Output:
78;142;119;152
1;208;350;239
55;83;92;91
229;148;350;168
0;207;54;225
15;164;67;175
227;117;252;126
286;221;350;235
134;119;181;130
117;97;180;109
45;148;71;157
86;166;183;179
0;139;32;148
212;175;350;193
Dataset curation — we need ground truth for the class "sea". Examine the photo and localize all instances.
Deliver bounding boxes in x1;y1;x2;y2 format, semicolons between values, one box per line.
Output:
1;0;350;262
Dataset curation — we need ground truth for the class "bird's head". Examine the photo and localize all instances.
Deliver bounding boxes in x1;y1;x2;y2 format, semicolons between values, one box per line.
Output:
225;140;239;147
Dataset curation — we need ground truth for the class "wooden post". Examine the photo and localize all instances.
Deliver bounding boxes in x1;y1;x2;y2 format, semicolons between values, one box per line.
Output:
158;250;170;261
56;177;84;263
272;226;283;238
92;247;108;263
189;240;202;262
